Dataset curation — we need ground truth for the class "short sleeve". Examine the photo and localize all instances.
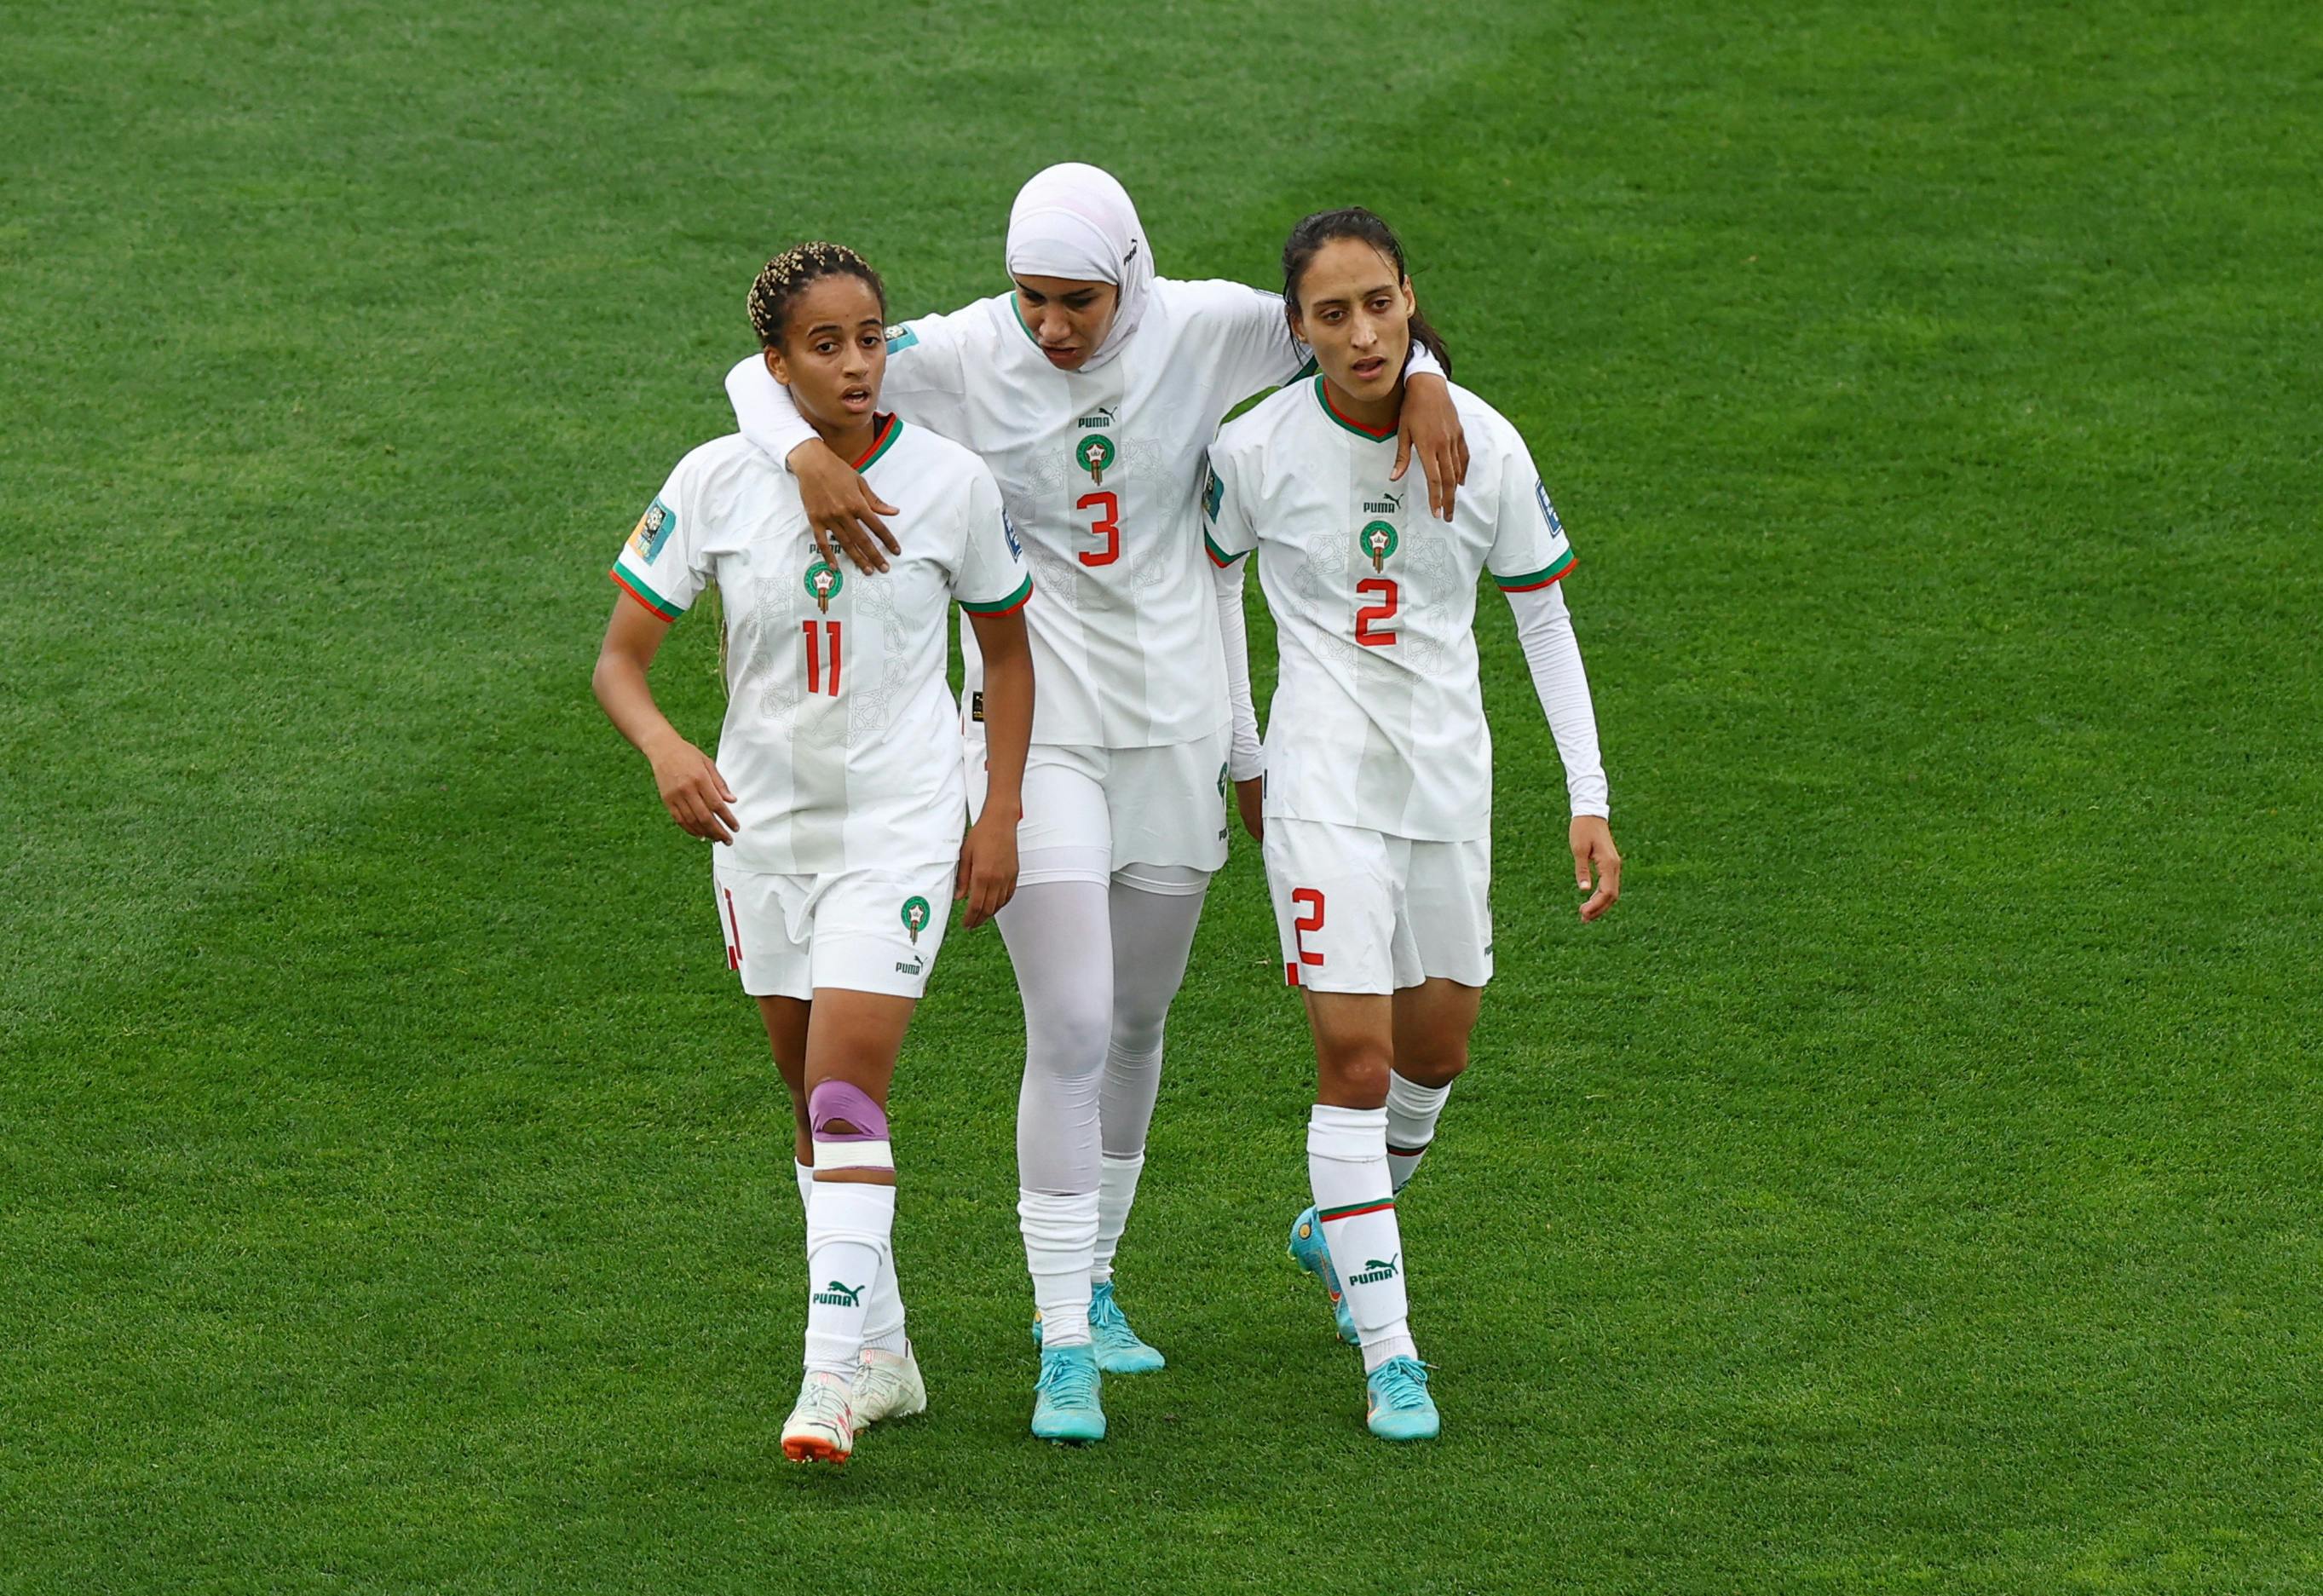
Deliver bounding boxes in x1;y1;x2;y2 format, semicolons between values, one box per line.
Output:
1202;447;1257;566
1176;279;1310;406
1485;432;1577;592
953;464;1034;615
609;460;709;621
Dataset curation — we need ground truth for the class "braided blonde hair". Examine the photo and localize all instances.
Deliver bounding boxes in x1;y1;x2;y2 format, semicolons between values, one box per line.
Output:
747;240;888;349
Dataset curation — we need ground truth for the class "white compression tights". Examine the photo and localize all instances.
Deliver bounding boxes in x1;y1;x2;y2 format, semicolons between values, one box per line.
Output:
1003;868;1209;1330
1004;868;1209;1193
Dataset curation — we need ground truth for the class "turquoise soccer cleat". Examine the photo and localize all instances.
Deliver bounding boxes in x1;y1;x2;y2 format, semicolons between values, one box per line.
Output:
1032;1281;1166;1374
1364;1357;1440;1443
1287;1206;1360;1346
1029;1343;1107;1443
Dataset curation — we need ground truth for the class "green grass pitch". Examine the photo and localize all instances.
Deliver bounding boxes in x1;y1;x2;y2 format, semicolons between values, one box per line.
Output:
5;1;2319;1590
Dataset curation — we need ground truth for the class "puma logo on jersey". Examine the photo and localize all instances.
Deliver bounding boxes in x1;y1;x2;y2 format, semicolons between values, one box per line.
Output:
1363;493;1403;516
1076;406;1117;429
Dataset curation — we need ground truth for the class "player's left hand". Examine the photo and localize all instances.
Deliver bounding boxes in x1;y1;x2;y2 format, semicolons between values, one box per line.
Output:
1392;372;1470;521
1571;815;1622;921
956;810;1020;929
1234;776;1265;844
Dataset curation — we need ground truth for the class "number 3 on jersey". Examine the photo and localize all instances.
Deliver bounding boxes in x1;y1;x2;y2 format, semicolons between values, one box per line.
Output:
1355;579;1398;647
1076;491;1120;567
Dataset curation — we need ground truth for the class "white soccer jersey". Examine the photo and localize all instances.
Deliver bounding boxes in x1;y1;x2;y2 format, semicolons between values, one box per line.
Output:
1204;378;1576;843
610;418;1032;875
730;279;1326;750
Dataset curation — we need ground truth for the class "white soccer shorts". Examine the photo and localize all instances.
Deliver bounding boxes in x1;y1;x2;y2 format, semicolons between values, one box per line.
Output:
711;856;955;1000
1262;818;1493;994
964;726;1231;886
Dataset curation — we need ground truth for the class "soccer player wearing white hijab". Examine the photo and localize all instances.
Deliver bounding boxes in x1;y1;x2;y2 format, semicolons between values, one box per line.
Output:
1203;208;1622;1441
723;165;1471;1443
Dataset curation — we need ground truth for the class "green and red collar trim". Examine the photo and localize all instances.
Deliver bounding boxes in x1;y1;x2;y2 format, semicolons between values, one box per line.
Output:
853;414;903;470
1313;375;1398;441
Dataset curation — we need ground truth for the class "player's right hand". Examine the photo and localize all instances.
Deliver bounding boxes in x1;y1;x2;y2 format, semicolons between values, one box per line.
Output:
1234;776;1265;844
792;442;902;574
650;740;740;844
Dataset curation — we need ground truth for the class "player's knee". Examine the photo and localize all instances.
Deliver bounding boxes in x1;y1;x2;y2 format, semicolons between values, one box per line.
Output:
1397;1040;1469;1090
1317;1037;1394;1108
1030;992;1113;1080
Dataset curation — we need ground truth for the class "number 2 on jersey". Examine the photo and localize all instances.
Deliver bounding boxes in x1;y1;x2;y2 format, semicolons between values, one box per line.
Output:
801;619;842;696
1355;579;1398;647
1076;491;1120;567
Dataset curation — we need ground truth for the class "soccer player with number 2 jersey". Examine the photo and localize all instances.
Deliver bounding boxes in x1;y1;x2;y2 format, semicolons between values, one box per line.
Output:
1205;209;1623;1442
722;168;1473;1443
593;243;1035;1466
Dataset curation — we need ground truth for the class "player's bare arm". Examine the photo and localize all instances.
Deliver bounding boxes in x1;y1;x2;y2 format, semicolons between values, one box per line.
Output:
957;606;1033;928
787;430;902;576
591;595;739;844
1392;371;1470;521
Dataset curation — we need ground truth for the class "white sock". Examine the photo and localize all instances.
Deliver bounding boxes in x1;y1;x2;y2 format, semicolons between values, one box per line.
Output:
804;1180;894;1377
1091;1152;1146;1285
1306;1104;1416;1373
799;1160;908;1355
1385;1072;1452;1194
1017;1188;1098;1345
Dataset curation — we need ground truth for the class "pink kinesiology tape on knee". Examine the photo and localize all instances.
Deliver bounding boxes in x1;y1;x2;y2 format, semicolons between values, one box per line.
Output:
808;1080;890;1143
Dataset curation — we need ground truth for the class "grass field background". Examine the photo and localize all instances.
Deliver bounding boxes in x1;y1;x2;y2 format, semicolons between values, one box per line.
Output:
5;1;2320;1590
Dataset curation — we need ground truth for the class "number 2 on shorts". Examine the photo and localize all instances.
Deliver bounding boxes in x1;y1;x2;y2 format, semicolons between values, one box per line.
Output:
1288;886;1326;985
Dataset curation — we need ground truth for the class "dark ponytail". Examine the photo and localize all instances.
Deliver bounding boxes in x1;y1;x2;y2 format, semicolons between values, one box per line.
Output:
1280;206;1451;378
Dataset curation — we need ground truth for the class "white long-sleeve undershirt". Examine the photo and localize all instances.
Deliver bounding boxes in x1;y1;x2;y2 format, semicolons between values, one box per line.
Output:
1213;557;1265;781
1505;579;1608;818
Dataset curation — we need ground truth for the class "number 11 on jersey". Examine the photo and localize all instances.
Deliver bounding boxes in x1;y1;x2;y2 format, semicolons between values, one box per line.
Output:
802;619;842;695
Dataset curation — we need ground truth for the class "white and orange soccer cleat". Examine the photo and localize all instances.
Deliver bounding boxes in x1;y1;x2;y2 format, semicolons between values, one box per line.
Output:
781;1372;857;1465
850;1343;927;1427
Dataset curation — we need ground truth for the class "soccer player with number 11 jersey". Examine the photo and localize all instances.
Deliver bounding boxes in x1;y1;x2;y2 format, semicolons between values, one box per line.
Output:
1205;209;1623;1442
594;243;1035;1466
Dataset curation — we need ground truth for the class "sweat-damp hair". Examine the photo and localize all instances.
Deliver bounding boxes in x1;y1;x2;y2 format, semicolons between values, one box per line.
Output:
1280;207;1451;378
746;240;888;350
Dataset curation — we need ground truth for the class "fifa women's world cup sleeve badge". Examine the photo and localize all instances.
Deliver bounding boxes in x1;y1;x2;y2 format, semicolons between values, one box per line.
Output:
804;560;844;613
1075;433;1115;485
900;896;932;944
1360;520;1400;572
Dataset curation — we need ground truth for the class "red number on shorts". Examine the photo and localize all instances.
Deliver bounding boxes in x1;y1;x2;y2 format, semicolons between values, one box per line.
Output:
1355;579;1398;647
801;619;842;696
1077;491;1120;567
1288;887;1326;985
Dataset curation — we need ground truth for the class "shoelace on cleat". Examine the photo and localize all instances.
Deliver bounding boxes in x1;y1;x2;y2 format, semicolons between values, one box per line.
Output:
1038;1355;1099;1407
1371;1359;1433;1409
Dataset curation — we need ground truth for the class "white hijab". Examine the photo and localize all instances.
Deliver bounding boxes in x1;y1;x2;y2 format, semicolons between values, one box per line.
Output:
1003;163;1155;373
